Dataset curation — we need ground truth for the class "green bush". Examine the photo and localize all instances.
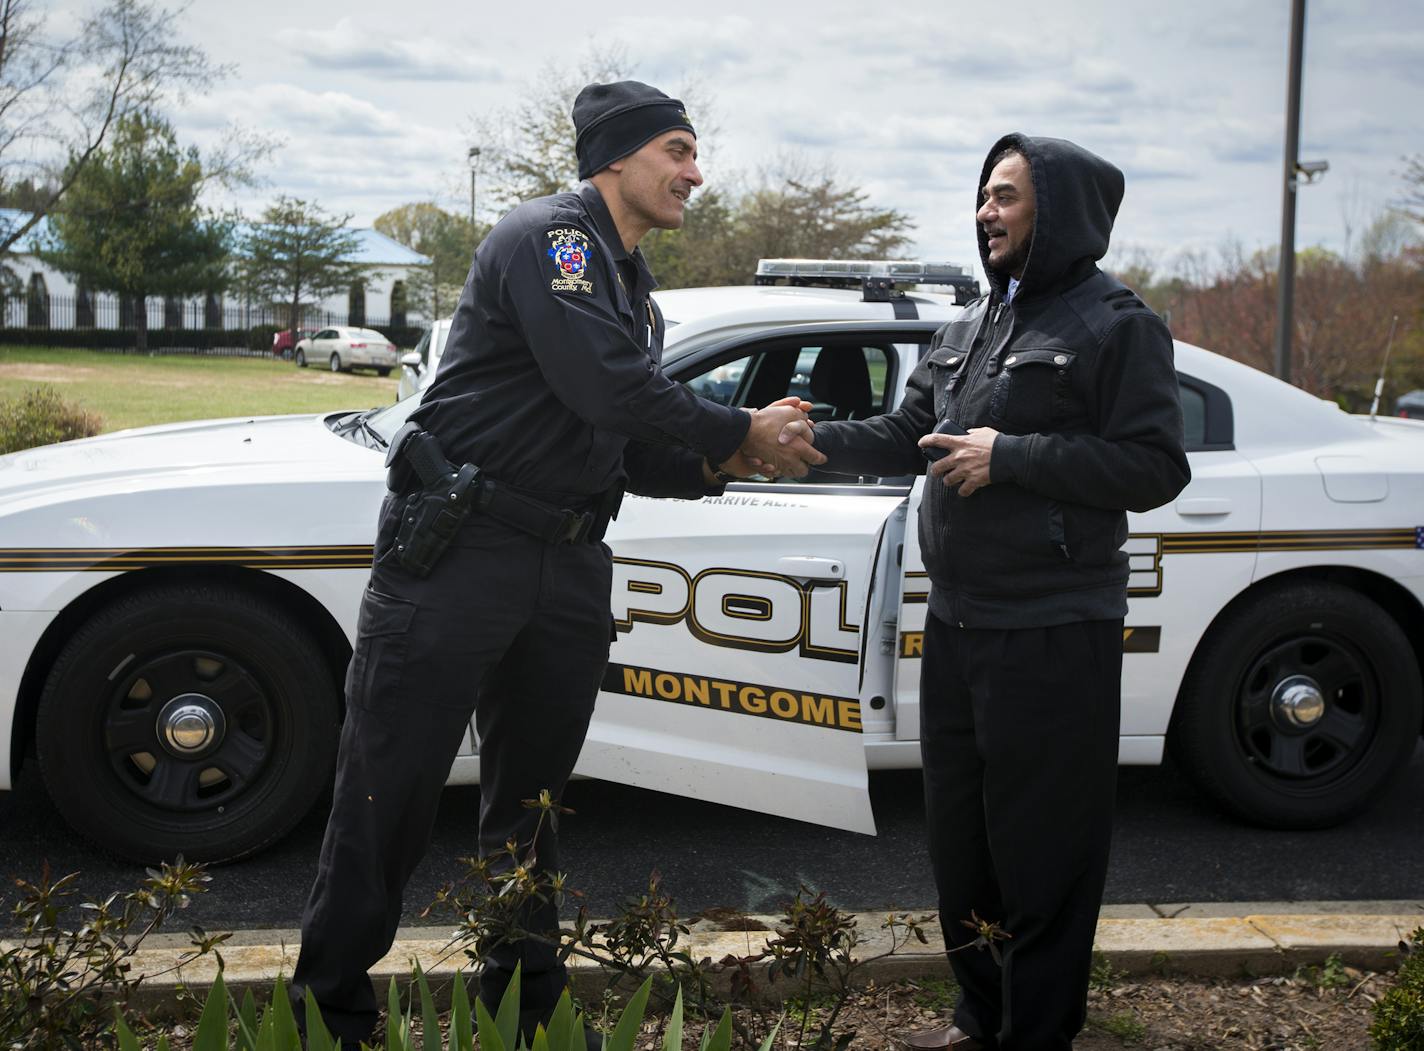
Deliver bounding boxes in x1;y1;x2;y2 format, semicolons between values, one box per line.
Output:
248;323;281;352
0;858;219;1048
1372;927;1424;1050
0;384;104;453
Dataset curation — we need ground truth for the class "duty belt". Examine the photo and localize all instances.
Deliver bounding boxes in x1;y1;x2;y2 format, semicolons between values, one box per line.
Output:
384;423;621;577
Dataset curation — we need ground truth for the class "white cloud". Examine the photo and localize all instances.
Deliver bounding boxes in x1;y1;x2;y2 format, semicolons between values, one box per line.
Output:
36;0;1424;269
274;18;503;82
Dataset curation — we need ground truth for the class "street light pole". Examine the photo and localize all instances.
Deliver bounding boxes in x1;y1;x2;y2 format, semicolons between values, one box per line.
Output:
467;146;481;228
1273;0;1307;384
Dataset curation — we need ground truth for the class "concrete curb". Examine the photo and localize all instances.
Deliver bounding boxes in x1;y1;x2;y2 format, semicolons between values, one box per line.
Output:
118;901;1422;1010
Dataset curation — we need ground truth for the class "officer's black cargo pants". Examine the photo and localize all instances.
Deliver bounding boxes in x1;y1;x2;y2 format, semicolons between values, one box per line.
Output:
920;611;1123;1051
292;493;614;1044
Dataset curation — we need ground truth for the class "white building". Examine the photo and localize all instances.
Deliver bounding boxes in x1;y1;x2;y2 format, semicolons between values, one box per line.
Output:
0;209;433;331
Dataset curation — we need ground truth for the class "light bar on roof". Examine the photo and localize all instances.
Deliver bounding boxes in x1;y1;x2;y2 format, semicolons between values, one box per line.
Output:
755;259;970;281
754;258;981;305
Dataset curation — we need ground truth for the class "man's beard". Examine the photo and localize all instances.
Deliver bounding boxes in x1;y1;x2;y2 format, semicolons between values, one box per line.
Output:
996;239;1030;278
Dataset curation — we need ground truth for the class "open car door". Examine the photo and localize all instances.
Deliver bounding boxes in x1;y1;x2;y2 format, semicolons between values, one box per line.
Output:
571;326;934;833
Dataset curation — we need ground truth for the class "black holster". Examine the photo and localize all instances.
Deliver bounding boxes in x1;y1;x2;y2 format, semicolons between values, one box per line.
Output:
383;423;624;577
386;423;481;578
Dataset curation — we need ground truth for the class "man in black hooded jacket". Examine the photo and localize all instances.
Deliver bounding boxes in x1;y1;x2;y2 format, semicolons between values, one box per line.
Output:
779;135;1190;1048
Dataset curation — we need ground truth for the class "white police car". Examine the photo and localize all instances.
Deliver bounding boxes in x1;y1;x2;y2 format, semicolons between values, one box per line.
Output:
2;260;1421;863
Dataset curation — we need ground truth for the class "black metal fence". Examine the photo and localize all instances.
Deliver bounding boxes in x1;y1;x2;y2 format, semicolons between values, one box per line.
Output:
0;291;428;353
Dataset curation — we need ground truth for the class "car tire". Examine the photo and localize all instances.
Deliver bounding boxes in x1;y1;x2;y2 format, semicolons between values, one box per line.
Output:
1168;580;1422;829
295;349;307;368
329;353;342;373
376;367;391;377
35;583;341;863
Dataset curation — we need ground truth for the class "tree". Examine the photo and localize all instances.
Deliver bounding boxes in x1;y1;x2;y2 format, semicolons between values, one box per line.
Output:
467;45;638;211
642;166;915;289
373;202;485;320
0;0;229;256
240;197;364;346
39;113;236;351
465;45;912;288
728;163;914;262
1400;155;1424;227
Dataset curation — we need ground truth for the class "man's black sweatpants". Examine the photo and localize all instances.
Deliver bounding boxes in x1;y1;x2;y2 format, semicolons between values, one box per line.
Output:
920;611;1123;1051
291;494;614;1044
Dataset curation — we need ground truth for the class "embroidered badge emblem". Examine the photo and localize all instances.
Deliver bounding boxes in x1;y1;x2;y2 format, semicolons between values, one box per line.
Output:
547;227;594;294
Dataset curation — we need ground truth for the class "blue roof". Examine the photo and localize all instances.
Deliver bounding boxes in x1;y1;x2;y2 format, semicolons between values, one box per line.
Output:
346;227;431;266
0;208;52;253
0;209;431;266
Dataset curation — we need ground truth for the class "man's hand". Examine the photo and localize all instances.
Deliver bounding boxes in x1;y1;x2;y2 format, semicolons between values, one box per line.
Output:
919;426;999;496
739;399;825;478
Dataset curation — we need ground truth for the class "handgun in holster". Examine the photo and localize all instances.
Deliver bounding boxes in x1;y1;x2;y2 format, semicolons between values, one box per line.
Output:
385;421;481;578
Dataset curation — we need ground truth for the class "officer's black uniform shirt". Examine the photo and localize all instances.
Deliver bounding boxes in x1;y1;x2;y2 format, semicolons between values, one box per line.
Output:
412;181;749;500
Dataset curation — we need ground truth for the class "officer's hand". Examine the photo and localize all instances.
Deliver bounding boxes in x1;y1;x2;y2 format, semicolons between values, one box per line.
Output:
919;426;998;496
743;403;825;478
709;449;764;480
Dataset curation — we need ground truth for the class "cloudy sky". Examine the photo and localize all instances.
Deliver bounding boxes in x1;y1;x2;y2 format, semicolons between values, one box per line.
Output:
51;0;1424;280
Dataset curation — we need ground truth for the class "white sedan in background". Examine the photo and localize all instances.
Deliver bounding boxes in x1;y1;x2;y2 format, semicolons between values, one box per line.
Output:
294;326;400;375
1;262;1421;864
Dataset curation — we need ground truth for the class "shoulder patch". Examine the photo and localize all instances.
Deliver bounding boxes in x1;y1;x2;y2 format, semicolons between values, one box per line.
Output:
545;226;595;294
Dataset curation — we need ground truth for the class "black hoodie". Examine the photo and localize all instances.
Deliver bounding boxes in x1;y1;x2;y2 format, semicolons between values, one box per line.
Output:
813;134;1190;628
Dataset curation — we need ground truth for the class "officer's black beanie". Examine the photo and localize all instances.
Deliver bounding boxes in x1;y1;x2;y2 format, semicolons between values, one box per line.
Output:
573;80;695;180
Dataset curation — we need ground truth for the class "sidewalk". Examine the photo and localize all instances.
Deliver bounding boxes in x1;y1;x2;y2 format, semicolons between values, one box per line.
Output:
123;899;1423;1009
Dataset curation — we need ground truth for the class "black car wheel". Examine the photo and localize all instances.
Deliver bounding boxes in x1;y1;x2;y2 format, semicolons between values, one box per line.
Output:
36;583;341;863
1169;580;1421;828
295;349;307;368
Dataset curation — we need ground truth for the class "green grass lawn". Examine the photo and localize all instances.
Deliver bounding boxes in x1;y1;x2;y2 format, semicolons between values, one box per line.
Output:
0;346;400;433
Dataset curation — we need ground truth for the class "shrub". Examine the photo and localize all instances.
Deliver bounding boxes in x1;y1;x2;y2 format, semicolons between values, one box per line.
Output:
249;323;281;352
1371;927;1424;1050
1;858;220;1048
0;384;104;454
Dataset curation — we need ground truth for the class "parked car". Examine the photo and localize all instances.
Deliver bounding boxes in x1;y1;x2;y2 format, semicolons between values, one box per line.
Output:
396;319;453;401
294;327;400;375
2;271;1422;863
1397;389;1424;419
271;328;315;360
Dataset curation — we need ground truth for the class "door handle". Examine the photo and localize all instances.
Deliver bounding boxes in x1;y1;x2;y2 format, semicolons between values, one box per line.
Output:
777;556;845;580
1175;497;1234;516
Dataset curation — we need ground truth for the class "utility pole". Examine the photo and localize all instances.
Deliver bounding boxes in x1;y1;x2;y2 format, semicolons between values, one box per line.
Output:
1274;0;1320;385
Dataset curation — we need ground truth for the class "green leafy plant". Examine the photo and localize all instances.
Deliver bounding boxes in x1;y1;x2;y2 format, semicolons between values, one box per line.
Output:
1296;951;1352;992
0;384;103;453
111;963;773;1051
1371;927;1424;1050
0;857;220;1048
1089;949;1126;993
1098;1009;1146;1042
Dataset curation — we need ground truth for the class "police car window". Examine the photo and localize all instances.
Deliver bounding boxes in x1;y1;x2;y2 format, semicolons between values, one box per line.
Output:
685;354;751;406
680;340;900;487
411;328;431;365
1180;382;1206;449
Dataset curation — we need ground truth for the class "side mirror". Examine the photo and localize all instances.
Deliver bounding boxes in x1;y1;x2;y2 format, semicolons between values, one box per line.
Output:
400;351;423;370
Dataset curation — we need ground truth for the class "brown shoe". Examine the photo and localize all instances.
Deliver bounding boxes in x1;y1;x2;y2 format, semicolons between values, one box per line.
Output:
900;1023;984;1050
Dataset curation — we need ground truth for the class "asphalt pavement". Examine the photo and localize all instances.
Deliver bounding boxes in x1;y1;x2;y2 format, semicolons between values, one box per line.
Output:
1;742;1421;936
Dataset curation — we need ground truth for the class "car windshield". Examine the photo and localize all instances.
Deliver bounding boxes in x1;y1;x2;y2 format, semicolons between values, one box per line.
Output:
363;394;420;444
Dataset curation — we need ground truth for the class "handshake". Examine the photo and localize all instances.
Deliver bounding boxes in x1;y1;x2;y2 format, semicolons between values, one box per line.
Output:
711;397;827;480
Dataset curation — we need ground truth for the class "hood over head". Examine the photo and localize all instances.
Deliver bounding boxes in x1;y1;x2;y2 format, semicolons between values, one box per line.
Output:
976;133;1124;299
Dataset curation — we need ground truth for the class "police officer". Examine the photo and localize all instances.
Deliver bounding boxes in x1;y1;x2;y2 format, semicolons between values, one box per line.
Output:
290;80;823;1049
